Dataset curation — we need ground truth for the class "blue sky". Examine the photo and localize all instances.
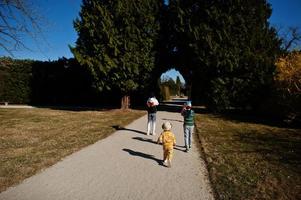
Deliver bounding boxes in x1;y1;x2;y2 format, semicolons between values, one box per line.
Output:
268;0;301;28
1;0;82;61
0;0;300;82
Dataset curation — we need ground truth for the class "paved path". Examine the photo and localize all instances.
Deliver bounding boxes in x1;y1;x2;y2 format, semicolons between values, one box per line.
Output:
0;111;214;200
0;105;35;109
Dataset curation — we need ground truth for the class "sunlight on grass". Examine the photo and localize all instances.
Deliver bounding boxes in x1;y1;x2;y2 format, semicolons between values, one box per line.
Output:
0;108;145;192
195;114;301;200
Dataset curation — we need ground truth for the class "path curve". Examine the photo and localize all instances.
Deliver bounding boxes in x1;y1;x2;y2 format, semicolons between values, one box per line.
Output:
0;111;214;200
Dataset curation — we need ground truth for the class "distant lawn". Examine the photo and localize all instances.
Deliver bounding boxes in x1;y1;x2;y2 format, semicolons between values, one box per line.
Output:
195;113;301;200
0;108;145;192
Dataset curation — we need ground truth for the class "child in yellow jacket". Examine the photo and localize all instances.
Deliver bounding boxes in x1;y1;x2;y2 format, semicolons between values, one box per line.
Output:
157;121;176;168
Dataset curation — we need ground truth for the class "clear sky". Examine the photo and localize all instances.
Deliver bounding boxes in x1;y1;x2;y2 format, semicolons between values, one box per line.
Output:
268;0;301;28
0;0;300;82
0;0;82;61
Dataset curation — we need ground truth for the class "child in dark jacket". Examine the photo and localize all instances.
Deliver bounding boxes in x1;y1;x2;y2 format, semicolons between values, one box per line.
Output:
181;101;195;152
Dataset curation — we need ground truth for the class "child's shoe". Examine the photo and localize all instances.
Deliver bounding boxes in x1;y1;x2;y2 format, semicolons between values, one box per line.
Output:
163;160;168;166
167;160;172;168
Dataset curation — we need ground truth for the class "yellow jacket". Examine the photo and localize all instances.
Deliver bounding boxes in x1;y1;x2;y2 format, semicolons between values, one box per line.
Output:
157;131;176;149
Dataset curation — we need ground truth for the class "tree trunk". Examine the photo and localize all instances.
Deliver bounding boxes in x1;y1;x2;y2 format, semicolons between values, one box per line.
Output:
187;84;192;100
121;95;130;110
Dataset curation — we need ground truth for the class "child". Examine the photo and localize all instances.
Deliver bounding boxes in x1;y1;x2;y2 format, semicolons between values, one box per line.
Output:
157;121;176;168
181;101;195;152
146;94;159;135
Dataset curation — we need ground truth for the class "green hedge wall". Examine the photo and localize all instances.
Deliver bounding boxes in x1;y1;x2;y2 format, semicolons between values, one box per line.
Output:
0;57;32;103
0;57;121;105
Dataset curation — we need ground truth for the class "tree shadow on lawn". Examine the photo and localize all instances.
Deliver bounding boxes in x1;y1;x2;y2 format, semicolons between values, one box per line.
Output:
112;125;146;135
132;104;209;114
132;137;186;152
123;148;163;166
158;104;209;114
33;104;117;112
210;110;301;129
232;129;301;173
158;104;300;129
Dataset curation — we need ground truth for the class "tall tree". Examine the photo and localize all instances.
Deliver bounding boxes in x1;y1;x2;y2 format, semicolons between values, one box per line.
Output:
170;0;282;111
71;0;161;109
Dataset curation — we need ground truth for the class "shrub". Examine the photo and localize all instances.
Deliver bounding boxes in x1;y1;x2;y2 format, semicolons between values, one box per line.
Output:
0;57;32;104
273;51;301;124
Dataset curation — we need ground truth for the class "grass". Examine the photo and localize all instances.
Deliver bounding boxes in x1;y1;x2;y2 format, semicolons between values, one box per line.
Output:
0;108;145;192
195;113;301;200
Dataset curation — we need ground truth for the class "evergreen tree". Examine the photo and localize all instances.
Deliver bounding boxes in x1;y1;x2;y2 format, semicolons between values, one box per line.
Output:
71;0;161;109
170;0;282;111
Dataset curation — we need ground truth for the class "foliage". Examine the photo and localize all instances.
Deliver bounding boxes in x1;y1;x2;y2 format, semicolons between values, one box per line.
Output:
0;57;32;103
175;76;182;96
268;51;301;123
160;85;171;101
159;75;178;96
168;0;282;111
275;51;301;95
30;58;101;105
71;0;161;98
205;78;230;112
1;0;286;113
0;57;118;105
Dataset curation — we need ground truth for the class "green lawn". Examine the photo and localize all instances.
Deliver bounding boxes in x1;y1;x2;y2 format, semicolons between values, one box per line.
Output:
195;113;301;200
0;108;145;192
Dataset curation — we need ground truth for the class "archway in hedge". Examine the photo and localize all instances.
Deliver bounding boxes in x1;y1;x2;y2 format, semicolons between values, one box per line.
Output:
159;68;187;101
149;47;196;105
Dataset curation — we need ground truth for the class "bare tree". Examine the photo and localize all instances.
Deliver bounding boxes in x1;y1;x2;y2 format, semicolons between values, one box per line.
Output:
277;26;301;51
0;0;44;56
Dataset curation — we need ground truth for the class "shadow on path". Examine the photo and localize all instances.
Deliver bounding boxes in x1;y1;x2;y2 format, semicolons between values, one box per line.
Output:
132;137;187;152
161;118;183;123
123;148;162;165
132;136;157;144
112;125;146;135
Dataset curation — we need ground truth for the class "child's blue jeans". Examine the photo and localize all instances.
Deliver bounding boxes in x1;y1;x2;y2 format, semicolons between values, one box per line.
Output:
147;113;156;135
183;125;194;149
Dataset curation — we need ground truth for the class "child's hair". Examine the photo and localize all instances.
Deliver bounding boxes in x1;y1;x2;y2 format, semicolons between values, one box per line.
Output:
162;121;172;131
